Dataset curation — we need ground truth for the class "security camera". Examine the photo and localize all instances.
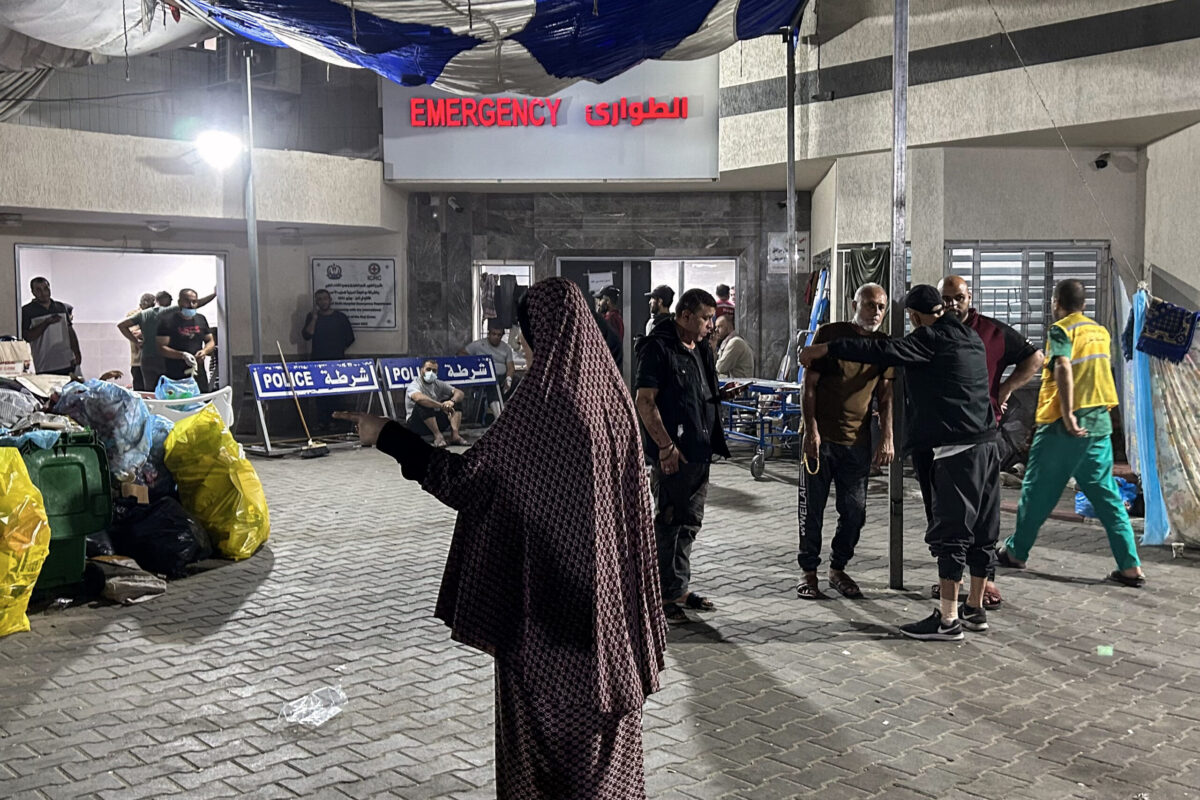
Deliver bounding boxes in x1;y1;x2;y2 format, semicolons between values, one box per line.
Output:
1094;152;1111;170
447;196;464;213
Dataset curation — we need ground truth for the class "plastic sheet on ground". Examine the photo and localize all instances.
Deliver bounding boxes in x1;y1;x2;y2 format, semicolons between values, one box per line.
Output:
164;406;270;560
85;556;167;605
0;448;52;637
279;686;347;729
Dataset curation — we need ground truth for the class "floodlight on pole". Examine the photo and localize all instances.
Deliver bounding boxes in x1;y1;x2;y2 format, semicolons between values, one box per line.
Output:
195;129;244;171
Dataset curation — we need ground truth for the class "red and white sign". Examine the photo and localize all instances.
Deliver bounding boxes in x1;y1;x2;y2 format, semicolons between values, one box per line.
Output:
409;95;688;129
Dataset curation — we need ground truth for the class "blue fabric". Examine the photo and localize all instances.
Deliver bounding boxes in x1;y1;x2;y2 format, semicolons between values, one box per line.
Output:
187;1;806;91
0;429;61;450
1132;290;1170;545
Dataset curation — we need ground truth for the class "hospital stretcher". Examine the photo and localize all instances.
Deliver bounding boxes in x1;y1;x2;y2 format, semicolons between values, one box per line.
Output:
720;378;803;479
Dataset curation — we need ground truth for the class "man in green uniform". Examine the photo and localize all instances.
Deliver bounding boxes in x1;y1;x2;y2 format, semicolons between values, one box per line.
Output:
997;279;1145;587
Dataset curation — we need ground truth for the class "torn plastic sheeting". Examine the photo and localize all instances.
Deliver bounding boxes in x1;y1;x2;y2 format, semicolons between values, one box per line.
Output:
184;0;805;95
280;686;347;728
0;0;211;57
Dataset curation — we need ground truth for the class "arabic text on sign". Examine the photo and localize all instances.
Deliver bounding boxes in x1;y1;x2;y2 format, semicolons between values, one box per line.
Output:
584;97;688;127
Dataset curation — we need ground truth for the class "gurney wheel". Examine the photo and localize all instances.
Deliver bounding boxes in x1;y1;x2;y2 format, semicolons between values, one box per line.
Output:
750;453;765;479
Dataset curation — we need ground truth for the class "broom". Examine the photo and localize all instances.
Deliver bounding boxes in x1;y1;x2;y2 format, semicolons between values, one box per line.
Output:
276;341;329;458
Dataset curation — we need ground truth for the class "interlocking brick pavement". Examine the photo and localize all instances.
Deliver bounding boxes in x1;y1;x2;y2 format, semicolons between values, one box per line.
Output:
2;444;1199;799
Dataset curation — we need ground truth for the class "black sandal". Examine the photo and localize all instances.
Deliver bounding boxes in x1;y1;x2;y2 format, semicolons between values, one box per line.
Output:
796;581;830;601
663;603;690;624
683;593;716;611
1108;570;1146;588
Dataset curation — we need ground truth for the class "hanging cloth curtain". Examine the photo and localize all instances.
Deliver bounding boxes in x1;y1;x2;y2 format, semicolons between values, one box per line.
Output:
845;247;889;320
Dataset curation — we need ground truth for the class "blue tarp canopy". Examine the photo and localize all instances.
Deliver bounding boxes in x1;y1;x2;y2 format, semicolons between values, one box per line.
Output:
184;0;805;95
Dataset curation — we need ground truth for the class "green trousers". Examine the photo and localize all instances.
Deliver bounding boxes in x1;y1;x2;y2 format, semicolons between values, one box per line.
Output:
1005;427;1140;570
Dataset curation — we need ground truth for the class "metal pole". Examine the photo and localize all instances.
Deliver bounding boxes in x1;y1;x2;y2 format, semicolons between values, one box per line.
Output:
785;28;799;356
888;0;909;590
244;50;263;366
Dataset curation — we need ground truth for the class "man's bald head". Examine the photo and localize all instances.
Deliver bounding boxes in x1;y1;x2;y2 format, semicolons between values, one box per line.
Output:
938;275;972;321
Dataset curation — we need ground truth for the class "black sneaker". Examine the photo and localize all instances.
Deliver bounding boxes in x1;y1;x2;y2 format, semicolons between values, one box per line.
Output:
899;609;964;641
958;602;989;632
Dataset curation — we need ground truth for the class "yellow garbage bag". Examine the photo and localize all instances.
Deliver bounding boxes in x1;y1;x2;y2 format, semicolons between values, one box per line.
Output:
0;448;52;638
164;406;270;560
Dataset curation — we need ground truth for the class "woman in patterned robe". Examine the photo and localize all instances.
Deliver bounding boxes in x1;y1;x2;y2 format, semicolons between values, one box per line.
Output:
339;276;666;799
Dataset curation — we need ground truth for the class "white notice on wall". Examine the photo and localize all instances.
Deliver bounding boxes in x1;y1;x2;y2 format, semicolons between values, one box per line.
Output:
311;258;397;330
767;232;810;274
587;272;614;295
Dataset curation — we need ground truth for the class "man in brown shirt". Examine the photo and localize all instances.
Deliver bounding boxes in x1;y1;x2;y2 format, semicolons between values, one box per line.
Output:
797;283;895;599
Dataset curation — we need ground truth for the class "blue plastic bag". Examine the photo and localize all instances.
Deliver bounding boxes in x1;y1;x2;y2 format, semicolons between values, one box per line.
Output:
1076;477;1138;518
53;380;152;483
155;376;202;412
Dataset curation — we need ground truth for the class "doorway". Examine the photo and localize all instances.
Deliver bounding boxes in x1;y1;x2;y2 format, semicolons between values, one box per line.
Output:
14;246;227;390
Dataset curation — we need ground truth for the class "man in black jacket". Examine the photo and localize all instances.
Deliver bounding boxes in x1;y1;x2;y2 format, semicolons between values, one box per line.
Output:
635;288;740;625
800;285;999;641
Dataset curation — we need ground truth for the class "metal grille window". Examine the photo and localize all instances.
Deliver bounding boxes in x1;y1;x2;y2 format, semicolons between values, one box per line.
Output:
945;243;1108;346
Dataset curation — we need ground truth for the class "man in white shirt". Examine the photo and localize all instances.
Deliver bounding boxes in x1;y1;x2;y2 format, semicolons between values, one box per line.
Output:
461;323;516;422
713;315;755;379
405;359;467;447
21;277;81;376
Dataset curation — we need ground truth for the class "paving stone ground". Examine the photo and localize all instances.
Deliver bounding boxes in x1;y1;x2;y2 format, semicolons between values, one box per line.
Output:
3;441;1200;800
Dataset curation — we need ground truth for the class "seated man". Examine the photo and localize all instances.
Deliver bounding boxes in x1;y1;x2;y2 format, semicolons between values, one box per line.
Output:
713;315;754;379
404;359;467;447
460;322;516;422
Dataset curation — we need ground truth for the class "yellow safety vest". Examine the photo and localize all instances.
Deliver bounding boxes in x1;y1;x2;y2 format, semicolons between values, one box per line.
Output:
1035;312;1119;425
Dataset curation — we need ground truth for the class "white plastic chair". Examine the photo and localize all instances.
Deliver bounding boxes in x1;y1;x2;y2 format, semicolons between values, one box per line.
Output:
141;385;234;429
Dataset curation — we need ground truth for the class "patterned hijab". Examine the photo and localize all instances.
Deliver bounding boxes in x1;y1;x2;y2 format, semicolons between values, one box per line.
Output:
424;277;666;714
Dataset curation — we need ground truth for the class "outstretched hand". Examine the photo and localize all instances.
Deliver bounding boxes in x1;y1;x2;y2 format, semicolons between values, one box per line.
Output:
333;411;390;447
798;343;829;369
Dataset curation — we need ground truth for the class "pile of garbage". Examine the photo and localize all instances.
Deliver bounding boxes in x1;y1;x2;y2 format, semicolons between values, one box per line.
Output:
0;376;270;638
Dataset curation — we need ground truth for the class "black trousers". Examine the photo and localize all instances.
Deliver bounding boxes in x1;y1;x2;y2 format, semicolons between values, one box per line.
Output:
131;366;146;393
797;437;871;572
923;442;1001;582
650;462;710;603
407;403;455;435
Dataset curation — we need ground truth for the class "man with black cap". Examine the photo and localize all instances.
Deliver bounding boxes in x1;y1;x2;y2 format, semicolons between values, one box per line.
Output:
596;285;625;341
645;284;674;336
799;284;999;641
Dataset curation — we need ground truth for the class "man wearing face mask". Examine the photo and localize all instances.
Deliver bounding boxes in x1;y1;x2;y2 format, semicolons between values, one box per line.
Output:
157;288;215;393
800;285;999;641
405;359;467;448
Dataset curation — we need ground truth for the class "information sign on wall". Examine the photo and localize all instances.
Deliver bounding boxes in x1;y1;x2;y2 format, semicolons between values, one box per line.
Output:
311;258;397;330
767;232;811;275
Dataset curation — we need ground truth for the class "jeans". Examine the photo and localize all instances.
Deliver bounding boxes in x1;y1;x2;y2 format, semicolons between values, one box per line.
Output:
797;438;871;572
650;462;710;603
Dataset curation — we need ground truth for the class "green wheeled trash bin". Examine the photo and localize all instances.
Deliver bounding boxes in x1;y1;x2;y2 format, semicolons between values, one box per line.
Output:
19;431;112;591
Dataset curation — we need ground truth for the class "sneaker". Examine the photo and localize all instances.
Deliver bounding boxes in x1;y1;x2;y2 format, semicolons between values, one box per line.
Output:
900;609;964;641
957;602;989;632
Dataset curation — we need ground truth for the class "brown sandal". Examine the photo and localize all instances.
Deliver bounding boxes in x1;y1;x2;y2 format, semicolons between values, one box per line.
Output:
829;572;863;599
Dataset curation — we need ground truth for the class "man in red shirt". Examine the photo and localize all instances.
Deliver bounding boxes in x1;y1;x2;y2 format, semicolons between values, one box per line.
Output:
595;285;625;341
917;275;1044;608
715;284;735;322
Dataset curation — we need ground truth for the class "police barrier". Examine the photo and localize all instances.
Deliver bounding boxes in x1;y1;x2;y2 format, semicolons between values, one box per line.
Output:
377;356;502;421
247;359;389;456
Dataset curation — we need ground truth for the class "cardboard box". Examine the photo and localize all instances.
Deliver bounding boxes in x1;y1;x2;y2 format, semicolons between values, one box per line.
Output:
120;482;149;505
